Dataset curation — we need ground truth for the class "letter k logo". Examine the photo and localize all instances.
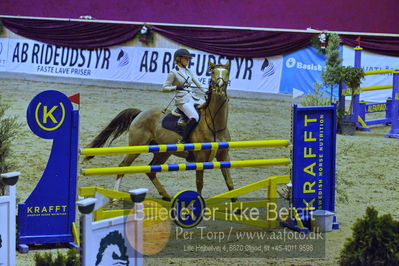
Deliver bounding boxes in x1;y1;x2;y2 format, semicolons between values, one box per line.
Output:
43;106;58;123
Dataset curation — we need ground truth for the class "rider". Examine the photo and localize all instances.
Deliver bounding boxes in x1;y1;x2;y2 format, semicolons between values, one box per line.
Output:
162;48;208;143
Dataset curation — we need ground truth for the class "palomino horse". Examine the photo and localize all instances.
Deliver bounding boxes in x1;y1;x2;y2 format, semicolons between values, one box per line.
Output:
84;62;233;200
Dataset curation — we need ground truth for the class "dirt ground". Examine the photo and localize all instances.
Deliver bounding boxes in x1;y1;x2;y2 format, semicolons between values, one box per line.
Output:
1;78;398;265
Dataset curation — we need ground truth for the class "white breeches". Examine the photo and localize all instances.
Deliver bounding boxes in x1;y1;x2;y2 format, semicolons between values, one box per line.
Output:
179;103;199;121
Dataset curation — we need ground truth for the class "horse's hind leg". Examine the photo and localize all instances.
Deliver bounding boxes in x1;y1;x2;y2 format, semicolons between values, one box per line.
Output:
146;153;173;201
114;126;153;191
114;153;141;191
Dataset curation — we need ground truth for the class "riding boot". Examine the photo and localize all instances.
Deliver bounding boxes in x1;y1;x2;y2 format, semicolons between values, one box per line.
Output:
181;118;197;143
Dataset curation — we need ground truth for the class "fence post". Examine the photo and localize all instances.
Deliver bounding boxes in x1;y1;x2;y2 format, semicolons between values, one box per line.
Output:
359;101;366;125
386;69;399;138
0;172;20;266
129;189;147;266
77;198;97;266
352;46;363;125
385;98;392;122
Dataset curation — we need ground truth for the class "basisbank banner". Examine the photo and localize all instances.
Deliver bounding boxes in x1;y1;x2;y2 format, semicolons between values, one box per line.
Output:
279;47;327;98
0;38;284;94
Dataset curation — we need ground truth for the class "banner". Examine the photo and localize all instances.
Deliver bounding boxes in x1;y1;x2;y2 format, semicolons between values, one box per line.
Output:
343;45;399;102
5;39;135;81
130;47;283;93
0;38;8;71
280;47;326;98
1;37;284;94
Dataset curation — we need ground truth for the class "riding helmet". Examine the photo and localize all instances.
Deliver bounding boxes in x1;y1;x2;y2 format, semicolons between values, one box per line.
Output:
174;48;194;59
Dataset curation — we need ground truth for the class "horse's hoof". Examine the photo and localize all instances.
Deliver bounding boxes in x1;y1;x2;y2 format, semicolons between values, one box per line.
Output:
162;196;171;202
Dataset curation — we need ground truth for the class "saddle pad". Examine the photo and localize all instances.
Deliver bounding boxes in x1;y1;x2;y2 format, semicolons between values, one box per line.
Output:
161;113;184;136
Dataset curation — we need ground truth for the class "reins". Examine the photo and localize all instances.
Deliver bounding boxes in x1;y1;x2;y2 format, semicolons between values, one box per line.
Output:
203;73;229;142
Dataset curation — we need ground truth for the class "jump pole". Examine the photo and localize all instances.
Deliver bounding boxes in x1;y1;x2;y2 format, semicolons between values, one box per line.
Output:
80;140;290;156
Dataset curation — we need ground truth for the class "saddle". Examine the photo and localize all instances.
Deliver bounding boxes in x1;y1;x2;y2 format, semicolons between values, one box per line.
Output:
161;105;201;136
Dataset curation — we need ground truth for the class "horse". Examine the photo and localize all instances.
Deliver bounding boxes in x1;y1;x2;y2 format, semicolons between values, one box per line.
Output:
84;61;234;200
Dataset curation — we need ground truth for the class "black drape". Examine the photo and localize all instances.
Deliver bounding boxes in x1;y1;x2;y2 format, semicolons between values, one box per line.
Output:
3;18;399;57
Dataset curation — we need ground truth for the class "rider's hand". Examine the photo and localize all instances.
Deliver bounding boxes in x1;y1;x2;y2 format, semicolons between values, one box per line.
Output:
162;87;173;92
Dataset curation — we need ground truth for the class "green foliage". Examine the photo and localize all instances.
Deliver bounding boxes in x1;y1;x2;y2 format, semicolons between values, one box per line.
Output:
342;66;365;114
138;24;154;45
34;249;80;266
339;206;399;265
0;96;20;194
341;66;365;90
0;96;20;173
321;33;343;86
315;32;365;116
300;82;333;106
311;33;327;55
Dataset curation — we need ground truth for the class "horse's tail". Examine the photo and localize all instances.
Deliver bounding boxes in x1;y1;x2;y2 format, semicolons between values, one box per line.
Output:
84;108;142;161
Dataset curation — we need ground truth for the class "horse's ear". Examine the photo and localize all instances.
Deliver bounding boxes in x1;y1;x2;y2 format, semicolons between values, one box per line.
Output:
224;60;230;69
208;61;215;70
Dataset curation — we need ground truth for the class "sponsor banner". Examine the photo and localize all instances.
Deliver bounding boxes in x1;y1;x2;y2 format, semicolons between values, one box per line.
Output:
0;38;8;71
1;37;284;94
130;47;283;93
343;45;399;102
280;47;327;98
292;105;336;227
5;38;135;81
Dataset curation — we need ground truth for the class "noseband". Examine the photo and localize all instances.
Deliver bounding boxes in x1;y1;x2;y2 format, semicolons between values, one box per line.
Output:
204;68;229;141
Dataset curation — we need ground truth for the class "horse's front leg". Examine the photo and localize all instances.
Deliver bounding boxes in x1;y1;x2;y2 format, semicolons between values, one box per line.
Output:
216;149;237;203
146;153;172;201
194;150;211;195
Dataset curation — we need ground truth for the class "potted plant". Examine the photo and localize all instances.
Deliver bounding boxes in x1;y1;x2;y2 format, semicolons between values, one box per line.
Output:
338;66;365;135
319;33;343;104
314;32;365;135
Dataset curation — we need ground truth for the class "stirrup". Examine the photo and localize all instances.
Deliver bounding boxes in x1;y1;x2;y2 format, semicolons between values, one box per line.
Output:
177;117;187;126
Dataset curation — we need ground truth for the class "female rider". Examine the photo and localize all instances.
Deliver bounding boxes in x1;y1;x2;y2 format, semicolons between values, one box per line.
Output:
162;48;207;143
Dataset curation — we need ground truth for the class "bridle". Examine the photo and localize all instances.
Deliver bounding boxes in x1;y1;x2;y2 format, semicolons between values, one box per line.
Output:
204;66;229;141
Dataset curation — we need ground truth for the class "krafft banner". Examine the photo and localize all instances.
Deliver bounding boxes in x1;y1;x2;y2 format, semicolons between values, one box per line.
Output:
1;38;284;94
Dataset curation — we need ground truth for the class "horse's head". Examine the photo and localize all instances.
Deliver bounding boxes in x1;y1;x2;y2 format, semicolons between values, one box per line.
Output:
208;61;230;97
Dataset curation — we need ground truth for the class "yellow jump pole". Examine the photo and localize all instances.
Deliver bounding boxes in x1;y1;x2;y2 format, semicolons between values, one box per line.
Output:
80;140;290;157
81;158;291;176
364;69;397;75
361;84;393;92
